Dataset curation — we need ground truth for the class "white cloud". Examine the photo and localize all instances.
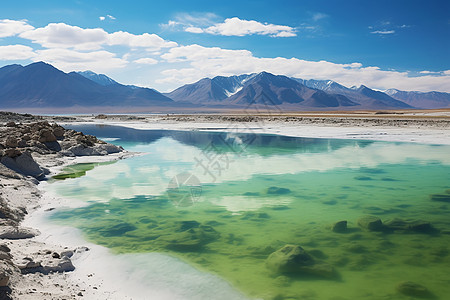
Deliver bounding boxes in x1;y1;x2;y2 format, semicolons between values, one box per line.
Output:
371;30;395;35
160;12;219;31
108;31;177;49
20;23;108;50
134;57;158;65
312;12;328;21
34;48;127;73
159;44;450;92
99;16;106;21
0;19;34;38
0;45;35;60
192;17;296;37
185;26;204;33
19;23;177;51
107;15;116;20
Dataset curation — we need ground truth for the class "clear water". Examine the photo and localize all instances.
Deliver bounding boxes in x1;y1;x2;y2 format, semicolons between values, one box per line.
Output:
47;125;450;300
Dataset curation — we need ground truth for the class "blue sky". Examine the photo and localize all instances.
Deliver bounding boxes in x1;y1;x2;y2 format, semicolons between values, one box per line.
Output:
0;0;449;92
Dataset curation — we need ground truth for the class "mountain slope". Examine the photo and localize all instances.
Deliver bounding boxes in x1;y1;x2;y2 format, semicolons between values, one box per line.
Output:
0;62;173;108
227;72;358;108
296;78;411;109
385;89;450;109
165;74;253;103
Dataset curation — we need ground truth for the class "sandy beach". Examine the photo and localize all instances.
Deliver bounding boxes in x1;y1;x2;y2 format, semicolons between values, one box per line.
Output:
1;110;450;299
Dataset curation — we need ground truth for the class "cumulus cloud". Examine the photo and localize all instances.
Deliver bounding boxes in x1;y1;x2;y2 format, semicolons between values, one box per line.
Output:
159;44;450;92
19;23;177;51
0;45;35;60
188;17;297;37
99;16;106;21
134;57;158;65
0;19;34;38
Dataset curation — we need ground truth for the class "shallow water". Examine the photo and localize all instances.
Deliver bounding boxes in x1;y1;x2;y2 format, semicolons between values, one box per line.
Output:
47;125;450;300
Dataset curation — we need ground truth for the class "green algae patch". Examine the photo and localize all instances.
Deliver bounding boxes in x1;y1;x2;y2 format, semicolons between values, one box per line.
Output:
51;161;116;180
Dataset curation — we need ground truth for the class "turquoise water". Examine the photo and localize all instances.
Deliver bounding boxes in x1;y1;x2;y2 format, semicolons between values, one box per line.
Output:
47;125;450;299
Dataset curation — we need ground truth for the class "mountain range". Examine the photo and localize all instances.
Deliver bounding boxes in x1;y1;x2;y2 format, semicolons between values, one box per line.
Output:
0;62;172;108
1;62;449;111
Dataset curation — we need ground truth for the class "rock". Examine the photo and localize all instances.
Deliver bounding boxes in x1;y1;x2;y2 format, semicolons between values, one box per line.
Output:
2;149;21;158
0;244;10;253
409;221;434;233
60;250;74;258
42;257;75;273
383;218;409;231
429;194;450;202
384;218;435;233
266;245;335;278
5;121;16;127
16;257;42;270
0;261;11;286
95;114;108;119
331;220;347;233
74;246;89;253
267;187;291;195
0;152;45;179
357;216;383;231
396;281;431;298
38;129;57;143
5;137;18;148
52;126;65;138
0;226;40;239
0;251;11;260
52;252;60;259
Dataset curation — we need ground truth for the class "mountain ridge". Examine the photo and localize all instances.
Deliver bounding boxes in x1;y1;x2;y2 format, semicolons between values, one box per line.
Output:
1;62;449;110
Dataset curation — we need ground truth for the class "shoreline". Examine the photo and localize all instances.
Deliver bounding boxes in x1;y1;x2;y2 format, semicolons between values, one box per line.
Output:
1;112;450;299
58;112;450;145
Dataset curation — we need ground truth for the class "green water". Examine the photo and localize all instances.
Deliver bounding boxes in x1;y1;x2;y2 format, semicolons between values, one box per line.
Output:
47;125;450;300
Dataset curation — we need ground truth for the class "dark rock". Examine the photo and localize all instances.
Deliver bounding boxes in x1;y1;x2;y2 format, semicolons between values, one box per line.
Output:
4;137;18;148
0;251;11;260
357;216;383;231
396;281;432;298
5;122;16;127
384;218;435;233
429;194;450;202
52;252;60;259
266;245;335;278
60;250;74;258
267;187;291;195
331;220;347;233
3;149;21;158
0;226;39;239
74;247;89;253
0;261;11;286
0;245;10;253
38;129;57;143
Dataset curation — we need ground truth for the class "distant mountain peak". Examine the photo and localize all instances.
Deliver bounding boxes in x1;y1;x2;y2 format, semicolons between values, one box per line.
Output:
77;70;118;86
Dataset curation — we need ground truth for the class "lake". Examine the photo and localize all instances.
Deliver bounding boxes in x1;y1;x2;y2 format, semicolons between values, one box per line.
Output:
46;124;450;300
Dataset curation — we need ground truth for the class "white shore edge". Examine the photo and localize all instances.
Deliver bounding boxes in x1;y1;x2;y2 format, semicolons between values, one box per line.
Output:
9;118;450;299
61;118;450;145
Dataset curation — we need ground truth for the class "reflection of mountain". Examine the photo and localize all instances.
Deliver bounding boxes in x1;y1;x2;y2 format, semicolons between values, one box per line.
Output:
65;124;372;156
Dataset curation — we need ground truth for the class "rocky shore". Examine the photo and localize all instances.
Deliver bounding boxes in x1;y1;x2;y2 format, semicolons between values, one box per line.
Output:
0;112;125;299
